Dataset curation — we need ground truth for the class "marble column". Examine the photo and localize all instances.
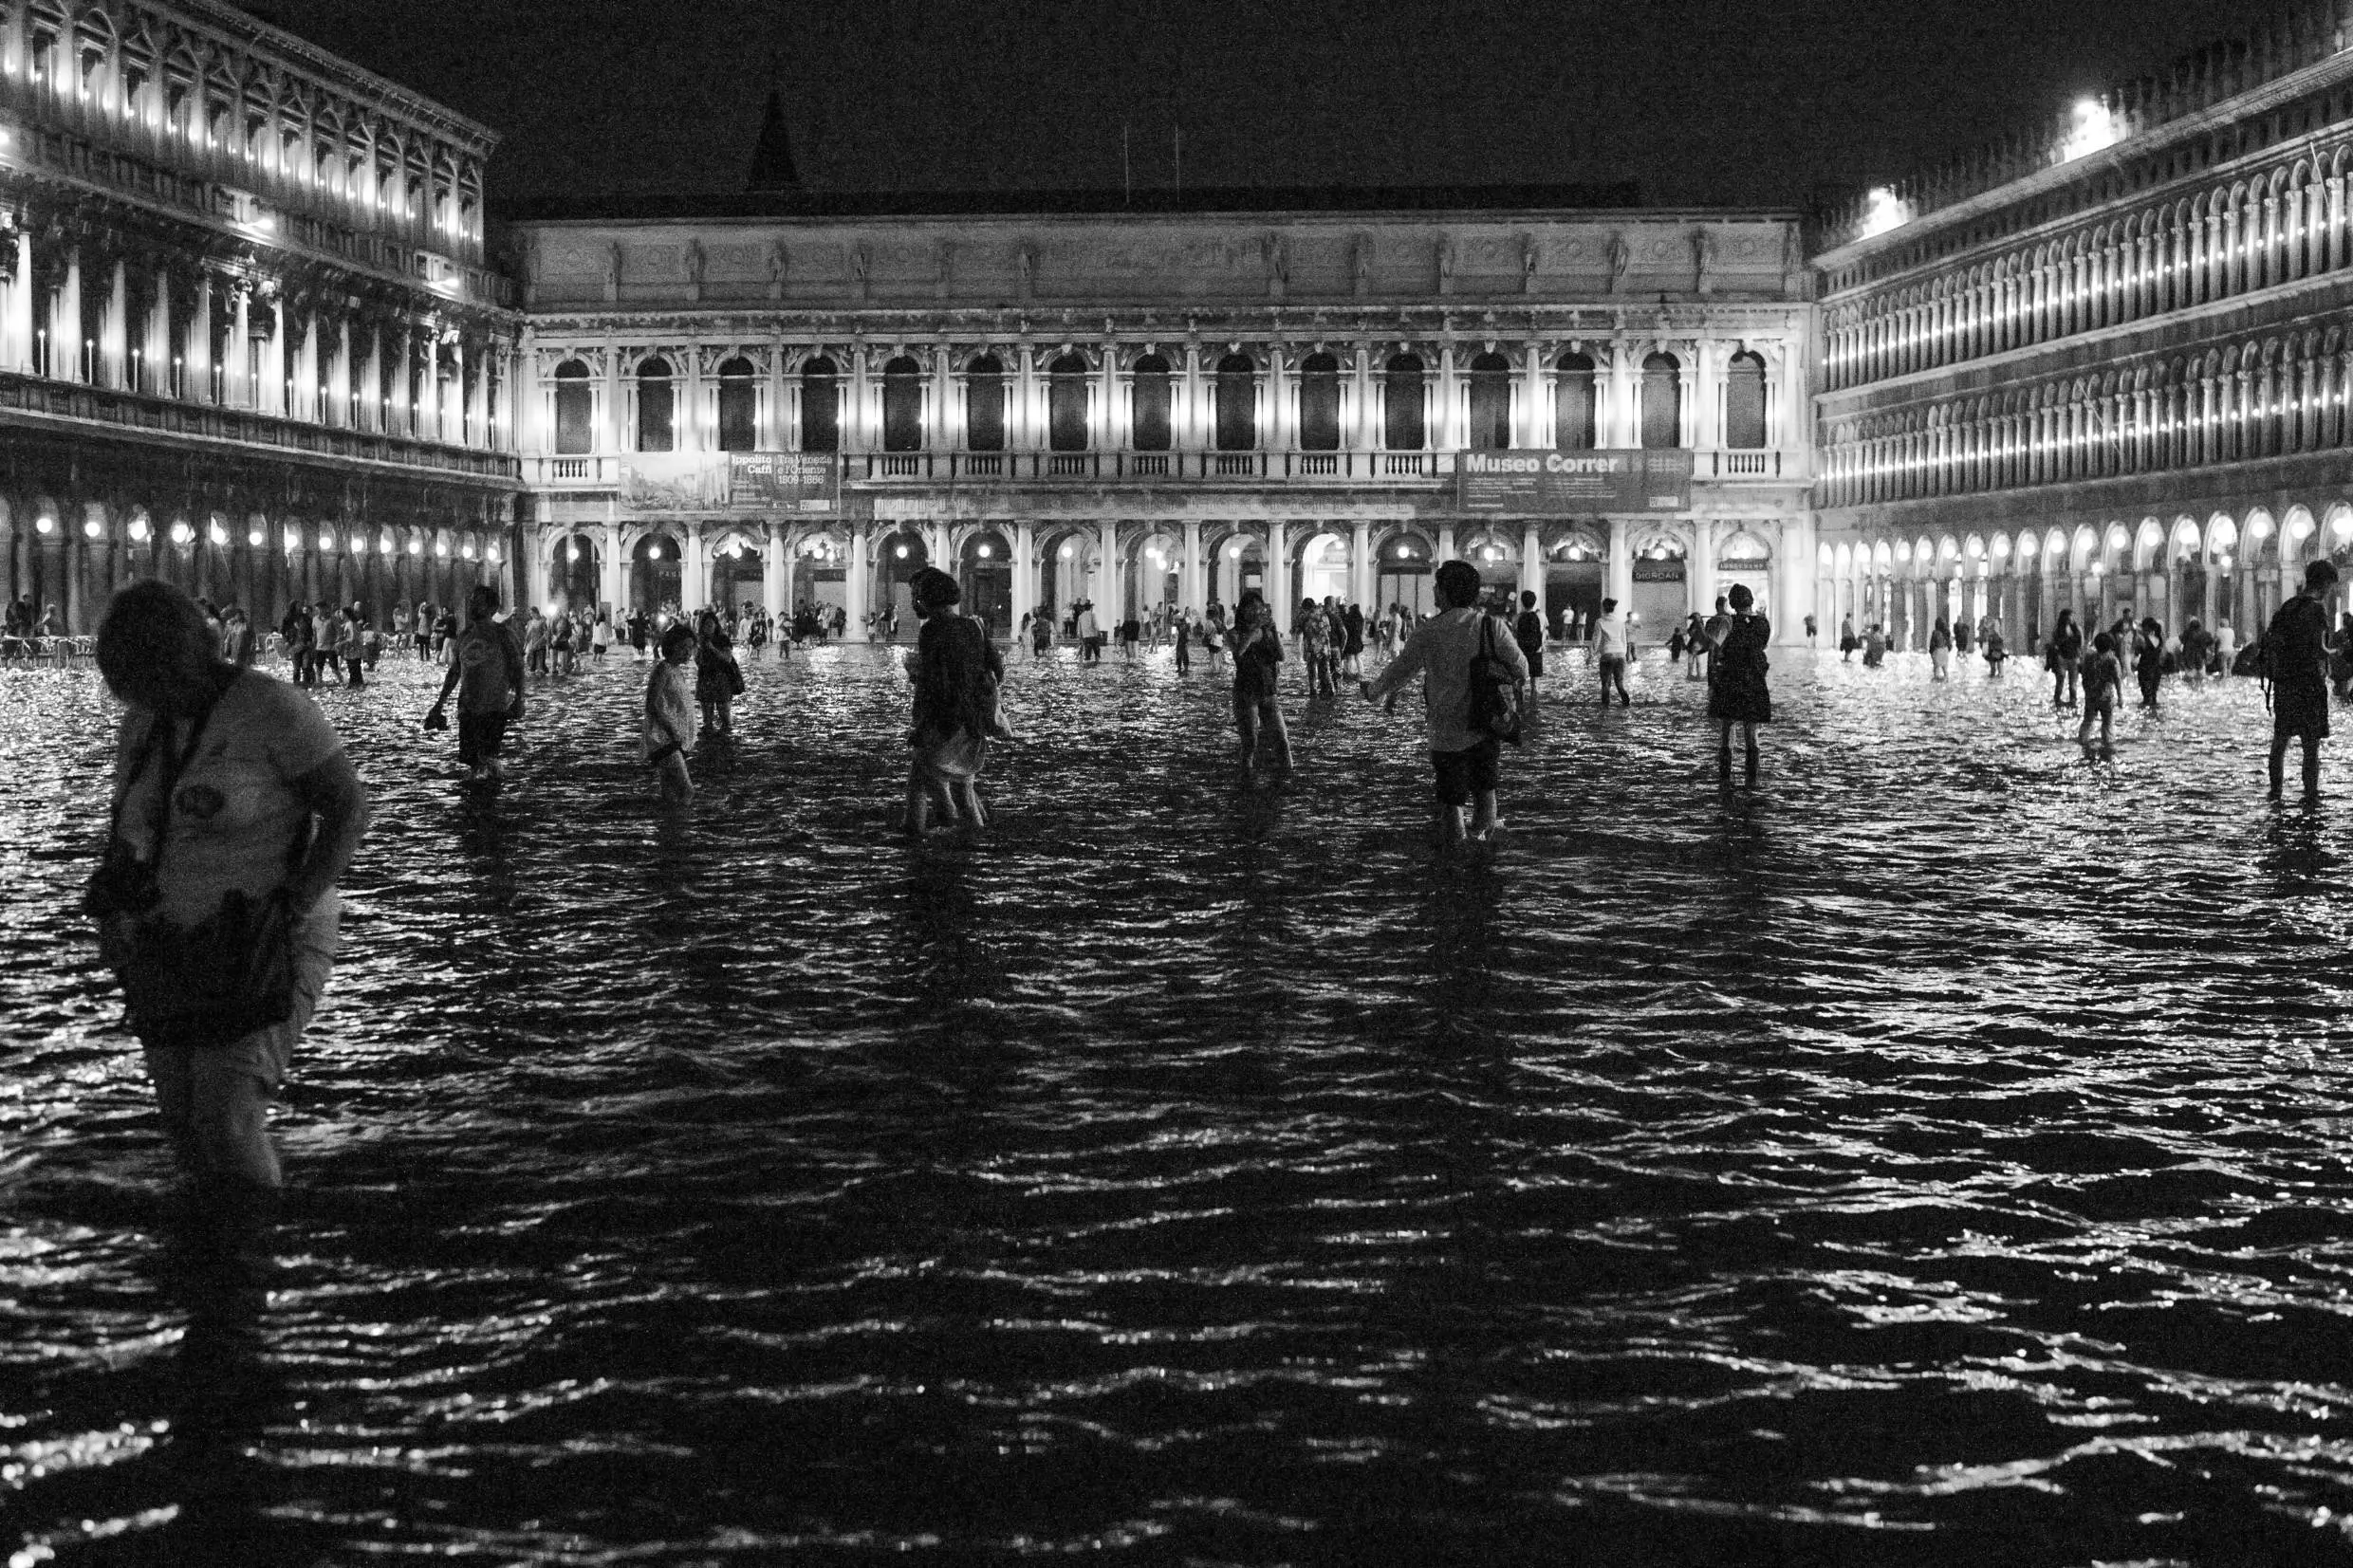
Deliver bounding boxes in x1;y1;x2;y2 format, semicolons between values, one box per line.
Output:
1352;521;1374;612
1519;522;1544;605
682;523;707;614
844;523;870;641
1011;521;1036;632
1267;519;1289;618
762;523;787;619
1098;518;1121;626
1606;518;1633;616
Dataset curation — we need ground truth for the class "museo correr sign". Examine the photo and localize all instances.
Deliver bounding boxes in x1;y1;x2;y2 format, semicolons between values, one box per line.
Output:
1455;450;1694;514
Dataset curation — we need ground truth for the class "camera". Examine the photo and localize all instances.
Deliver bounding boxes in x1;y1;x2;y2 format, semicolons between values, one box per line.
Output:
83;849;162;919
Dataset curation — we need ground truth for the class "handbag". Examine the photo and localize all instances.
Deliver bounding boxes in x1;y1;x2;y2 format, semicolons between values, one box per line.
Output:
90;673;301;1049
1468;615;1525;746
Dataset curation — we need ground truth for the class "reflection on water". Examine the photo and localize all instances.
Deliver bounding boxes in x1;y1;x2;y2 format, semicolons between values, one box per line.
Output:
8;646;2353;1563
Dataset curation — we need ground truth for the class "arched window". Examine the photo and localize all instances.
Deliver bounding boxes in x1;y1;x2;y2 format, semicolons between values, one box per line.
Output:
800;355;838;452
1214;352;1256;452
1383;353;1424;450
1049;352;1089;452
1467;351;1512;450
716;356;757;452
1724;351;1767;449
1640;352;1680;451
636;356;674;452
1130;354;1172;452
881;354;923;452
1553;352;1596;452
553;359;592;455
966;353;1005;452
1297;351;1341;451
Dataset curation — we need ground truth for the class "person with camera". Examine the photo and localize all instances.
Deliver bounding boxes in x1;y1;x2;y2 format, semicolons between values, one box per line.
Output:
86;581;371;1194
1360;560;1528;844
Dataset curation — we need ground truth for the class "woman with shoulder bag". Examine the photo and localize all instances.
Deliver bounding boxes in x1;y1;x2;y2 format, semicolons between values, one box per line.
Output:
85;581;371;1194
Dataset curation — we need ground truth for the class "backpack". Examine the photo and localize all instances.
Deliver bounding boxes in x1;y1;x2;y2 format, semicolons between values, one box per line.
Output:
1468;615;1524;746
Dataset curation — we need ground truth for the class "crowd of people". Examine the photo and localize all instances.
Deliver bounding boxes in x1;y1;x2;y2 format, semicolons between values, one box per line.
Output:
80;550;2353;1201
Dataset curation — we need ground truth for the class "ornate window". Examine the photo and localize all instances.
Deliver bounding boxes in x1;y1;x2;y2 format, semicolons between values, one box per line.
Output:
1554;352;1596;451
1214;353;1256;452
553;360;593;454
1130;354;1172;452
636;357;674;452
1297;352;1341;451
881;355;922;452
1048;352;1089;452
801;356;839;452
716;357;758;452
1383;354;1424;451
1724;351;1768;450
966;354;1005;451
1640;353;1680;451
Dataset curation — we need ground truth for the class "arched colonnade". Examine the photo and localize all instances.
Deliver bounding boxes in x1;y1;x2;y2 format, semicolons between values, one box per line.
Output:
1817;501;2353;652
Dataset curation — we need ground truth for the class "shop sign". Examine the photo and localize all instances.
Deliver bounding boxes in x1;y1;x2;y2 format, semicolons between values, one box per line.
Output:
1632;557;1687;581
619;452;843;512
1455;450;1693;514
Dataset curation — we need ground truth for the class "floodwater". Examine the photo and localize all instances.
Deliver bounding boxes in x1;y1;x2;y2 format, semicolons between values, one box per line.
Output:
7;638;2353;1566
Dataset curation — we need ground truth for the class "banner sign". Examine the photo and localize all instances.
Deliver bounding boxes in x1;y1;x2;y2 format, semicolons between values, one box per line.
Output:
1631;558;1687;581
620;452;843;513
1455;450;1693;514
732;452;841;512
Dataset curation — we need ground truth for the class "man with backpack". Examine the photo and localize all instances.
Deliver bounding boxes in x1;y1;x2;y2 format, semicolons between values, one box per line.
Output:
1360;559;1528;844
2265;559;2339;803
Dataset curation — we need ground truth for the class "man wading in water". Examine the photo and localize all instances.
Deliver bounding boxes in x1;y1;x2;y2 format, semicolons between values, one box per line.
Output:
1361;560;1529;843
2264;559;2339;803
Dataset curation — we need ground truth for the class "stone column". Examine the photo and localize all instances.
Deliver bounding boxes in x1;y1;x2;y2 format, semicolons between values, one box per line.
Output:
843;523;870;641
1606;517;1632;615
1520;522;1543;605
1184;520;1206;615
1098;518;1121;626
1437;522;1457;563
1521;341;1546;448
679;523;706;614
1690;518;1716;618
1352;342;1376;452
1010;521;1036;632
232;282;250;406
763;522;787;618
1352;521;1375;611
1435;341;1457;452
105;256;127;389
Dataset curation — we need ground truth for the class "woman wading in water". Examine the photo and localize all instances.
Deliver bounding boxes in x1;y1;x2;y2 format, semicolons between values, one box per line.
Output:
87;581;371;1194
1229;591;1292;785
903;567;1004;835
1707;583;1772;785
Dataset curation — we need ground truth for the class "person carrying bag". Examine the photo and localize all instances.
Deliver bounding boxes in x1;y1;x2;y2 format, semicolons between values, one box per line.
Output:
83;581;371;1193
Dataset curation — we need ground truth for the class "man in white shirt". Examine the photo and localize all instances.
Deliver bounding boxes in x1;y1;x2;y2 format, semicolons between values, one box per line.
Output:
1593;596;1631;709
1360;560;1529;843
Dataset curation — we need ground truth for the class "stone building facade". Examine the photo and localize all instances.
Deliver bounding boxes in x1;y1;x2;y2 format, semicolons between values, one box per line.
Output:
1812;1;2353;652
0;0;522;635
509;196;1815;643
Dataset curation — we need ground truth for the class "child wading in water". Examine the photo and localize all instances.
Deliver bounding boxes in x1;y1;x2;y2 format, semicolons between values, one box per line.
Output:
2078;631;2124;748
903;567;1004;835
644;624;698;803
1229;591;1292;784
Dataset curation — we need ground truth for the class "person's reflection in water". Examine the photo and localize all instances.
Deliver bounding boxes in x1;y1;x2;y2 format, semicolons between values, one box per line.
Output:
2260;809;2335;891
454;787;519;915
142;1204;294;1565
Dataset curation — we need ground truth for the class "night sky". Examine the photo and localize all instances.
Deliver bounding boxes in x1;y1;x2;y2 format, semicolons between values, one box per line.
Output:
278;0;2252;211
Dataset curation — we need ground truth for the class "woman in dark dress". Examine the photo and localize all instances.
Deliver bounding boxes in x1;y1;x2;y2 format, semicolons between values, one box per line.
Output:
1708;583;1771;785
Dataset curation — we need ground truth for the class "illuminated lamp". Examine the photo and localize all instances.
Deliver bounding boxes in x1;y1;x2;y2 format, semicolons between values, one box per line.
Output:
319;529;337;550
282;526;301;551
128;517;150;543
435;540;450;558
379;536;394;555
462;544;476;560
208;521;228;545
83;516;102;539
1061;544;1075;560
169;522;194;545
977;544;992;560
248;526;265;546
408;537;424;555
895;544;909;559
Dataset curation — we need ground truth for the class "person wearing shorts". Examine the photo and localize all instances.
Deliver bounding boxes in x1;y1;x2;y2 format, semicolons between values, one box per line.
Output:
91;581;370;1193
1362;560;1528;843
428;584;527;783
1229;591;1291;784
